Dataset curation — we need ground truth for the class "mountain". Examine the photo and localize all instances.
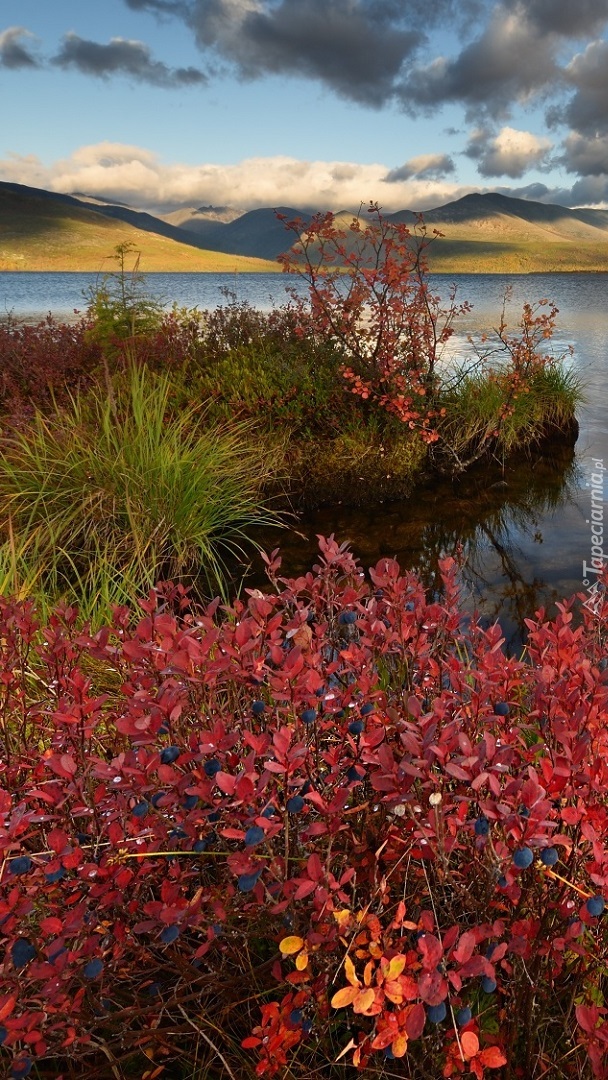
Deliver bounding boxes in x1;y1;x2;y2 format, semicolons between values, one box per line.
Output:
2;181;608;272
0;182;280;272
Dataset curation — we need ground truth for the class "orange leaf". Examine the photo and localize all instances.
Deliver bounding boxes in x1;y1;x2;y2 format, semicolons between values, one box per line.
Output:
279;936;304;955
353;987;376;1014
461;1031;480;1059
331;986;359;1009
0;994;17;1022
478;1047;507;1069
392;1033;408;1058
344;954;359;987
295;950;309;971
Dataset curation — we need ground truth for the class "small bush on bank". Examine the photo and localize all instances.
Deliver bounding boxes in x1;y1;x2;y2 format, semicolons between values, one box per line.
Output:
0;364;285;621
1;538;608;1079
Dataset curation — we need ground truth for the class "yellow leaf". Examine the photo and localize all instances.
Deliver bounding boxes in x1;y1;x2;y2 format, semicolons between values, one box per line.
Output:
386;954;407;980
295;950;309;970
334;909;352;930
392;1034;408;1058
344;954;359;987
369;942;382;958
279;935;304;955
331;986;359;1009
353;987;376;1014
363;959;374;987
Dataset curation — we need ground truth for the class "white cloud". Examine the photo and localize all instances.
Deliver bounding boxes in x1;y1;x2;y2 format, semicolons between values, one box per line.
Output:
0;141;474;212
466;126;553;177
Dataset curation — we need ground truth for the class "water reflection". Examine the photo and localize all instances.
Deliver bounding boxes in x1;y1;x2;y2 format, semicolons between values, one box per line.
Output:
252;440;580;653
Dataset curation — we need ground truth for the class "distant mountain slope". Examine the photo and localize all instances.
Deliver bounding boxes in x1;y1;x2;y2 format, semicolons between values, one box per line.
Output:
168;207;312;261
2;181;608;272
0;182;280;272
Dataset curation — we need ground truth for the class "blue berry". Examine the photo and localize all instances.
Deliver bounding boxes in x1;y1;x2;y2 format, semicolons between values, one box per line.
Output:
456;1007;472;1026
182;794;198;810
261;805;275;818
160;924;180;944
193;839;207;852
494;702;510;716
208;810;221;822
301;709;316;725
361;703;375;716
347;765;363;782
237;870;262;892
45;866;66;883
169;827;187;839
289;1009;303;1024
252;700;266;715
9;856;32;875
541;847;558;866
147;982;161;996
587;895;605;917
11;938;36;968
83;958;104;979
286;795;305;814
160;746;180;765
244;826;265;847
204;758;221;777
151;792;165;807
132;801;149;818
339;611;357;625
405;601;415;611
348;720;364;735
513;847;534;869
474;816;489;836
427;1002;447;1023
497;875;508;888
10;1059;32;1079
481;977;497;994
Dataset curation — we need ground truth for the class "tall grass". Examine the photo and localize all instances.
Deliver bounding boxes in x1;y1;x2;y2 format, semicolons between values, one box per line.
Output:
0;364;285;622
437;362;582;466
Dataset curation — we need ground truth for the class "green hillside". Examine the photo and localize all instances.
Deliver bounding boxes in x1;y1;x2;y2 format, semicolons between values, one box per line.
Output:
0;184;279;272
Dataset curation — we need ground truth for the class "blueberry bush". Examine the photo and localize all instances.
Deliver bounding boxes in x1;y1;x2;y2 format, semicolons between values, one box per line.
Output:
1;538;608;1078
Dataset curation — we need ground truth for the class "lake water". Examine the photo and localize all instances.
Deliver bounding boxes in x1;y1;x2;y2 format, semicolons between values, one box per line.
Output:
1;269;607;647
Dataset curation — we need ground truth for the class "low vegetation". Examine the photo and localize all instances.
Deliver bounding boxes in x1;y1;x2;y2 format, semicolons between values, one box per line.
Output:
1;540;608;1079
0;210;601;1079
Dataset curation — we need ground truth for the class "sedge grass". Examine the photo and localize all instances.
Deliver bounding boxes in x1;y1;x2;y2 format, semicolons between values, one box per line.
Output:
0;364;286;622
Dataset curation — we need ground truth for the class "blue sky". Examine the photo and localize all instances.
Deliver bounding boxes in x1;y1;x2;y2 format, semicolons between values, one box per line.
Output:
1;0;608;212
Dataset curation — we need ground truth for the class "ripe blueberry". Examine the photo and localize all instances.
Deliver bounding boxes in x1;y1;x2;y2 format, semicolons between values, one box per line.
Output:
160;745;180;765
494;702;510;716
286;795;305;813
11;938;36;969
9;856;32;875
456;1007;472;1026
348;720;364;735
204;758;221;777
513;847;534;869
252;700;266;715
182;794;198;810
586;895;605;917
474;816;489;836
238;870;262;892
338;611;357;625
427;1002;447;1024
244;826;265;846
289;1009;303;1025
10;1058;32;1079
540;847;558;866
361;703;375;716
132;801;149;818
481;977;497;994
193;839;207;852
301;709;316;725
160;924;180;944
83;958;104;979
45;866;66;884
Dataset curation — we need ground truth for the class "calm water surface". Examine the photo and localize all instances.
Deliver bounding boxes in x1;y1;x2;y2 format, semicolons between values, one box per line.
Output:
2;270;607;647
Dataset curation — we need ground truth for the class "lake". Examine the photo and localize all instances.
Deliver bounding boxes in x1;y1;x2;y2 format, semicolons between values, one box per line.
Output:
1;269;607;647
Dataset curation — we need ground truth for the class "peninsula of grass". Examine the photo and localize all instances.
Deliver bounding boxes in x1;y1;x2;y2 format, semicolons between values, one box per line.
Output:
0;222;582;619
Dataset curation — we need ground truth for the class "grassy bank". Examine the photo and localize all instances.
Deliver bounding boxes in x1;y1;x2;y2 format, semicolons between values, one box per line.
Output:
0;227;582;619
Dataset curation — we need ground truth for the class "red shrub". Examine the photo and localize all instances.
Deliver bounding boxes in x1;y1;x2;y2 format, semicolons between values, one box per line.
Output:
0;316;101;424
1;540;608;1078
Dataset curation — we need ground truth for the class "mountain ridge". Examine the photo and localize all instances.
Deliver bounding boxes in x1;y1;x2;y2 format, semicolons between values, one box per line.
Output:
2;181;608;272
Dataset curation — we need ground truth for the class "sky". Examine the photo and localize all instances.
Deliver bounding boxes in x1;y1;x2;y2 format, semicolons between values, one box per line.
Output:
2;0;608;214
